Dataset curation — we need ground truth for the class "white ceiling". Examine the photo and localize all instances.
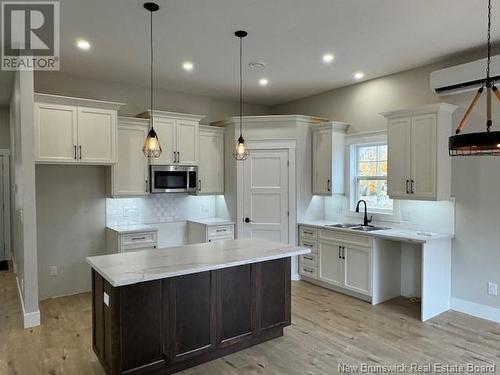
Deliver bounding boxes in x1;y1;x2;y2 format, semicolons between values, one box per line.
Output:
2;0;499;106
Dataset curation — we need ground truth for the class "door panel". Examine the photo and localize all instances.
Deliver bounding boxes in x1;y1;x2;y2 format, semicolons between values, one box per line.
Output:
259;259;290;331
343;245;372;296
113;123;149;196
151;118;176;165
312;129;332;195
169;271;216;363
387;117;411;199
242;149;289;243
318;239;343;287
411;114;437;199
77;107;115;163
199;131;224;194
35;103;78;163
176;120;198;165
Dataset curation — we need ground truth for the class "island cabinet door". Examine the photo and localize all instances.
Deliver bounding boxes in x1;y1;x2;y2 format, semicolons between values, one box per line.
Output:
216;264;257;348
168;271;217;363
257;258;291;332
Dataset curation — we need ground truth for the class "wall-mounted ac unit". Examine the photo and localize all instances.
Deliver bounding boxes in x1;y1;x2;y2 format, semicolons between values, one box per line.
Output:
430;55;500;95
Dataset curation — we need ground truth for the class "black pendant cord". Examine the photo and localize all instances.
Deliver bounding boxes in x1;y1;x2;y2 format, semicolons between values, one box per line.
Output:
239;35;243;139
150;9;154;131
486;0;492;84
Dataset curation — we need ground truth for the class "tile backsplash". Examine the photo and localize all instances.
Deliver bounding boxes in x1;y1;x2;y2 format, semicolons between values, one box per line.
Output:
106;194;219;226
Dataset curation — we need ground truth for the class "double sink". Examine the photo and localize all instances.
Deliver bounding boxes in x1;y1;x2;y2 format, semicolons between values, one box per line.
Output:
325;223;390;232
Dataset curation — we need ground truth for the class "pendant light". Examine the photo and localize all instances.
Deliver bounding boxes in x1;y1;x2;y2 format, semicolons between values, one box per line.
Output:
449;0;500;156
233;30;250;161
142;2;162;158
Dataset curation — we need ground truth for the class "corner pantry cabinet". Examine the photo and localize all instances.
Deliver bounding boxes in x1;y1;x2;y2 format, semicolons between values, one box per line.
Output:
311;122;349;195
34;93;123;164
137;110;203;166
107;117;150;197
381;103;457;201
198;125;224;194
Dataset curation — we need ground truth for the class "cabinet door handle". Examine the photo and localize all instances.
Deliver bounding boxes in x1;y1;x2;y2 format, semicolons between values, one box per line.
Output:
131;236;146;241
176;151;180;163
74;145;77;159
302;267;314;274
79;145;82;160
198;179;201;192
327;179;331;192
303;256;314;261
145;180;148;193
405;179;410;194
342;246;346;260
338;245;342;259
303;243;314;247
410;179;415;194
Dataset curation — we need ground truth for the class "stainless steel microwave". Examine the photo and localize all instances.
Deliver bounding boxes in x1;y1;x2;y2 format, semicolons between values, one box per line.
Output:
150;165;198;193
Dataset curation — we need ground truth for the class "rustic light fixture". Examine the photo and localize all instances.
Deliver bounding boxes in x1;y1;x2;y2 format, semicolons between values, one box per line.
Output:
142;2;162;158
449;0;500;156
233;30;250;161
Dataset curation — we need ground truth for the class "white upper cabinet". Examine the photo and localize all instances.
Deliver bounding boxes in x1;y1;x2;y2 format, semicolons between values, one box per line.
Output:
382;103;457;201
34;94;123;165
312;122;349;195
108;117;150;197
139;110;203;166
198;126;224;194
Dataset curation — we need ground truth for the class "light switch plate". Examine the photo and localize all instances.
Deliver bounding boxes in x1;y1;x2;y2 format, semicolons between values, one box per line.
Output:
103;292;110;306
488;282;498;296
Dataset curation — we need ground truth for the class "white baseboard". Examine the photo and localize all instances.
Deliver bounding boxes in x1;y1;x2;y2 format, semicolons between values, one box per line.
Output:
12;258;17;274
451;298;500;323
291;272;301;281
15;276;41;329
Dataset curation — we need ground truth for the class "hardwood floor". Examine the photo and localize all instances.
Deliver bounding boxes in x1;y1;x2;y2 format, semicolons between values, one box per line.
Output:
1;269;499;374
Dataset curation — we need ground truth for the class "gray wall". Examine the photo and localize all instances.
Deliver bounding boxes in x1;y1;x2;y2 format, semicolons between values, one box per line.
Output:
273;56;500;310
34;72;271;124
0;106;9;149
36;165;106;300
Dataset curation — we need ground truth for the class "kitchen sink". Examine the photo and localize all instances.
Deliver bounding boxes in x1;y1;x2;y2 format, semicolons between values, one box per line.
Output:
350;226;390;232
325;223;359;229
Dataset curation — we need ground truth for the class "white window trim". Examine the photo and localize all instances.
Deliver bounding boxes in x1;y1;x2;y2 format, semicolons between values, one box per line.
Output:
344;131;401;223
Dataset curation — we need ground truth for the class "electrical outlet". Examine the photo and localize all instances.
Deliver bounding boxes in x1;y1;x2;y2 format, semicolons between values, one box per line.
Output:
488;282;498;296
49;266;58;277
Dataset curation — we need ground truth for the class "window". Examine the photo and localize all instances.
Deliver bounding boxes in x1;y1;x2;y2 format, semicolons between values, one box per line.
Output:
353;143;393;213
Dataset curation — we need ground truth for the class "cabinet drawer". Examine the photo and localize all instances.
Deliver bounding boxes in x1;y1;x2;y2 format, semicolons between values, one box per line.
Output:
121;232;157;250
319;229;371;247
299;226;317;239
299;264;317;279
207;225;234;238
299;239;317;254
300;253;317;267
208;235;234;243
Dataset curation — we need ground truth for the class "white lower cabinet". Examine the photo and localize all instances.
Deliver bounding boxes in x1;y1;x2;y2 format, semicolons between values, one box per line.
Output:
187;220;235;244
299;225;373;298
106;227;158;253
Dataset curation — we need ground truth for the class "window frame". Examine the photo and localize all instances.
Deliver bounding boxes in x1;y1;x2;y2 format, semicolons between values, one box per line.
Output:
344;131;400;222
353;142;392;214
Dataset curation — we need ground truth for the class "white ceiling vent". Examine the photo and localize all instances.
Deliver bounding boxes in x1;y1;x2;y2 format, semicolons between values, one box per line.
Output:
430;55;500;95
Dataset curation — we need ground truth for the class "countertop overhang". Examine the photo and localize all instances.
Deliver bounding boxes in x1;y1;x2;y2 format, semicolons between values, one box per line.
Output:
86;239;310;287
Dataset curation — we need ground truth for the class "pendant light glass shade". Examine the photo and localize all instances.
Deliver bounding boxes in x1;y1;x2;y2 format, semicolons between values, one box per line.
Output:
142;2;162;158
143;125;162;158
233;135;250;160
449;0;500;156
233;30;249;161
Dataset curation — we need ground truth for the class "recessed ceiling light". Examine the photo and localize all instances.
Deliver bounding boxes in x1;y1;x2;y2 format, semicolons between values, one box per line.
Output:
322;54;334;64
259;78;268;86
354;72;365;80
249;61;266;68
76;39;91;50
182;62;194;71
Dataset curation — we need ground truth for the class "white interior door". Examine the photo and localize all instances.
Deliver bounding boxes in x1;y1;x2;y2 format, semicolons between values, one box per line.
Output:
242;149;289;243
0;156;4;261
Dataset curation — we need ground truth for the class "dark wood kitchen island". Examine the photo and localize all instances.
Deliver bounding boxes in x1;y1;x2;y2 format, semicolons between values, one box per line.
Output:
86;239;310;375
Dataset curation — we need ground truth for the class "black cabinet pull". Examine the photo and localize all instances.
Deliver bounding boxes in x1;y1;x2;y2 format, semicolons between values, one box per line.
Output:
342;246;346;260
338;245;342;259
73;145;77;159
198;179;201;192
411;179;415;194
405;179;410;194
79;145;82;159
327;179;331;192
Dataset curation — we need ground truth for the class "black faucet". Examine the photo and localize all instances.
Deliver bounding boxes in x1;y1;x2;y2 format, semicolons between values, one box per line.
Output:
355;200;373;227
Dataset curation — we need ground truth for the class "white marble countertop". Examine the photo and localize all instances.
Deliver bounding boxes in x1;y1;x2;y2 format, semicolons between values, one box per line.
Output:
187;218;235;226
86;239;310;287
106;224;159;234
299;220;453;244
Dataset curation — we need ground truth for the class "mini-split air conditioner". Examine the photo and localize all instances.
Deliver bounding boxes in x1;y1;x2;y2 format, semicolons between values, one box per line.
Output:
430;54;500;95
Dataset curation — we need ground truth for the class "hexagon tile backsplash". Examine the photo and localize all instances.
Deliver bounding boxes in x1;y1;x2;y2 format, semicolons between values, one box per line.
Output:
106;194;217;226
